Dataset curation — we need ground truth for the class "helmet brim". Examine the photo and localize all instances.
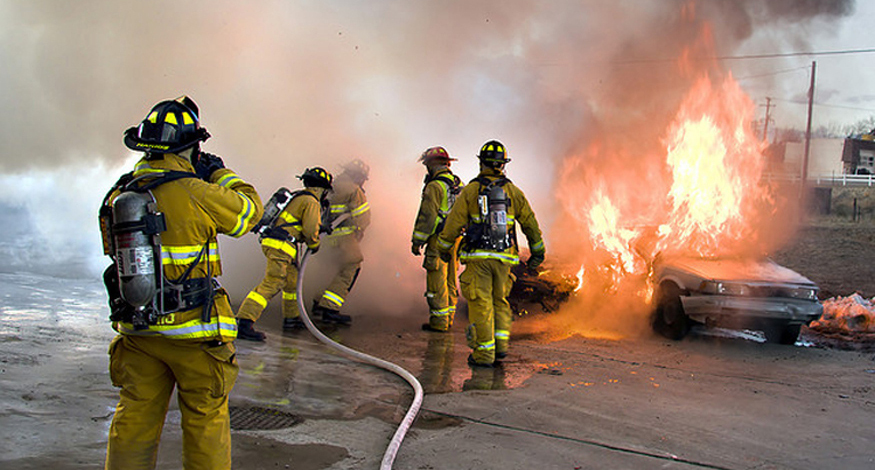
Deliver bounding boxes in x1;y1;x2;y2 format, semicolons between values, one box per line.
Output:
123;126;209;154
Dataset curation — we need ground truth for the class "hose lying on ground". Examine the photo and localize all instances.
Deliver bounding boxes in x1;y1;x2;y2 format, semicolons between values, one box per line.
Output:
295;247;424;470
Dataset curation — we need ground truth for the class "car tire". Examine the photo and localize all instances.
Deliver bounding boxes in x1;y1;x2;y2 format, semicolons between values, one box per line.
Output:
763;322;801;345
653;283;690;340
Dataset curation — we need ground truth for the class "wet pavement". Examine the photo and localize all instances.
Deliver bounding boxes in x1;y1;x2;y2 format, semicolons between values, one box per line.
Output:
2;272;875;469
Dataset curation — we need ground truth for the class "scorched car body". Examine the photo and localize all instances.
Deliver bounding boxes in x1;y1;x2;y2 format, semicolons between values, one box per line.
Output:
651;254;823;344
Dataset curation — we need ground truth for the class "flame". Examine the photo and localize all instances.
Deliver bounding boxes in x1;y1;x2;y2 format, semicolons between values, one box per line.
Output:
564;72;774;300
656;74;768;257
548;7;792;342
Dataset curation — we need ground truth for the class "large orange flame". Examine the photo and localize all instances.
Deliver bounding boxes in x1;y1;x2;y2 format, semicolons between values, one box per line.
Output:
657;74;770;258
563;71;775;300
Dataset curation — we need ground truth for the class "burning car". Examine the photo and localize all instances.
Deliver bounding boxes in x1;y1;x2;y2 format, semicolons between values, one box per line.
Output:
650;254;823;344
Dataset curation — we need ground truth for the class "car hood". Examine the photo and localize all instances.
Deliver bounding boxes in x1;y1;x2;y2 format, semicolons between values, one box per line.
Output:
659;256;817;286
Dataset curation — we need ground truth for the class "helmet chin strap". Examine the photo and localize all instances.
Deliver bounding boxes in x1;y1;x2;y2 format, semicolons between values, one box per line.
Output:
180;144;200;167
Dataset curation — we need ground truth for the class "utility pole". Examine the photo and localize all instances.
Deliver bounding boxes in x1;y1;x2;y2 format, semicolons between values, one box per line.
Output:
802;61;816;188
761;97;773;143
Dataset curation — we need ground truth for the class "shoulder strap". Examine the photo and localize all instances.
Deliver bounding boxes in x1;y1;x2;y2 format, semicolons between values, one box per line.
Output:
124;170;200;193
273;189;319;229
431;173;460;188
471;176;511;192
289;189;318;202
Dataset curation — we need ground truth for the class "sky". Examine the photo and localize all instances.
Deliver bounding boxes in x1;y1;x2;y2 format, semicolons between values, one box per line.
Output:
0;0;872;312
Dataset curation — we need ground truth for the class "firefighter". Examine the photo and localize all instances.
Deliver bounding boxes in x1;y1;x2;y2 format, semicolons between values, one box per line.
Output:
437;140;546;367
313;158;371;324
236;168;333;340
102;96;264;469
412;146;463;332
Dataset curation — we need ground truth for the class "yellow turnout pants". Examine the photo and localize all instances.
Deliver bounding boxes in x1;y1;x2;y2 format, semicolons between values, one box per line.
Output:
459;258;514;364
316;234;363;311
237;245;300;321
423;237;458;330
105;334;238;470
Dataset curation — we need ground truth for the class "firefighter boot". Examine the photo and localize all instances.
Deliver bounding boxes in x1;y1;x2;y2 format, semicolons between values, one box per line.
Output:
283;317;306;330
422;323;449;333
467;354;494;368
322;308;352;324
237;319;266;342
311;301;352;325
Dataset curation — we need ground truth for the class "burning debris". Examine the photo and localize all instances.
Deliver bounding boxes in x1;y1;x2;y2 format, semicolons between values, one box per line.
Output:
508;263;577;316
812;294;875;336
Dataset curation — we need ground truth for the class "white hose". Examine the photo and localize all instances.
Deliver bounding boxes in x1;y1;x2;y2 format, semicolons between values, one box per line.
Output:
296;247;423;470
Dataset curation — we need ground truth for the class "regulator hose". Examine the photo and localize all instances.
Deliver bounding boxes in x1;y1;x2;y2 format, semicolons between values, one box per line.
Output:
296;248;423;470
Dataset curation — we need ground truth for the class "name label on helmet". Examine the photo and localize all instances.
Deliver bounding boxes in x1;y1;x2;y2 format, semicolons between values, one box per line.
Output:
134;142;171;151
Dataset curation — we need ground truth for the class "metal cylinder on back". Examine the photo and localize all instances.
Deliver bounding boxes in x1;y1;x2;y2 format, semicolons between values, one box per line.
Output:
487;184;509;250
112;191;160;308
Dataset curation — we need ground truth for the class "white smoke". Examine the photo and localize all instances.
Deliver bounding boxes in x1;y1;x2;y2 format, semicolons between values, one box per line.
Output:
0;0;861;312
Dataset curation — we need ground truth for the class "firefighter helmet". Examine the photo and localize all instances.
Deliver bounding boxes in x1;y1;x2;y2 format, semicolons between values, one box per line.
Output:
298;167;333;190
477;140;510;168
342;158;370;183
418;146;457;165
124;95;210;154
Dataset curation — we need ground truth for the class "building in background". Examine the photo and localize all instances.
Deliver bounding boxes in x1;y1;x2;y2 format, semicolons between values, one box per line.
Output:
841;133;875;175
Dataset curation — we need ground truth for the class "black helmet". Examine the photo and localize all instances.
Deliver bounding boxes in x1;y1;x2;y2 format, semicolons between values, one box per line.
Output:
298;167;333;190
477;140;510;168
342;158;370;183
124;95;210;154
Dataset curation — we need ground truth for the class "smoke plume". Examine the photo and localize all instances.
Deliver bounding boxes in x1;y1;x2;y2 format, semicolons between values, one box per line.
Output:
0;1;856;322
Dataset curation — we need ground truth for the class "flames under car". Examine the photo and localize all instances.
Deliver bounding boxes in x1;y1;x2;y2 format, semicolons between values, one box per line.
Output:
650;254;823;344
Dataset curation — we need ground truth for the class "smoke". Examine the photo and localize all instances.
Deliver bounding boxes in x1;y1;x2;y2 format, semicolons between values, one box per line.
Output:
0;1;857;321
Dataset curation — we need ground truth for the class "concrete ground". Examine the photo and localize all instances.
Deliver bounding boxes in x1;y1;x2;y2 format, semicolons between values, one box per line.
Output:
1;272;874;470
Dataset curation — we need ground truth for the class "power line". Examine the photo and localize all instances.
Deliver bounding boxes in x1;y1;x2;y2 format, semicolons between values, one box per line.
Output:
715;47;875;61
735;66;810;82
772;97;875;113
612;46;875;64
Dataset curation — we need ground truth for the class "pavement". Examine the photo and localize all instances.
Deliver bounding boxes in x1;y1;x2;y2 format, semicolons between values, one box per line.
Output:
1;272;875;469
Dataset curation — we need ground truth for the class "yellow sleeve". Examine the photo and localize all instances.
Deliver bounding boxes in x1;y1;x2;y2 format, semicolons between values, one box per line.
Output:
437;183;477;252
201;168;264;238
350;187;371;232
300;197;322;249
412;181;442;243
510;185;545;255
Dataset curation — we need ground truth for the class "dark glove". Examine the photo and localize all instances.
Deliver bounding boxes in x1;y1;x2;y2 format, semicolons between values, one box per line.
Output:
439;250;451;263
308;244;320;255
526;253;545;272
319;222;333;235
411;242;423;256
194;152;225;181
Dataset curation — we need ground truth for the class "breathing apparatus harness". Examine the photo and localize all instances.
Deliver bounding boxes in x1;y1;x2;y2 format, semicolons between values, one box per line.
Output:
463;175;516;251
99;169;217;330
423;171;462;235
251;187;323;244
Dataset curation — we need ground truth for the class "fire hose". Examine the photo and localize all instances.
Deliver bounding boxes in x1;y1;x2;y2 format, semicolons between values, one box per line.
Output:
294;224;423;469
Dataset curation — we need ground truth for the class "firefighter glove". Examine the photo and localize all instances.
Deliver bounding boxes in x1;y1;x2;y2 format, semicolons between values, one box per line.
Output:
526;253;544;272
195;152;225;181
308;244;320;255
439;250;451;263
411;242;423;256
319;222;333;235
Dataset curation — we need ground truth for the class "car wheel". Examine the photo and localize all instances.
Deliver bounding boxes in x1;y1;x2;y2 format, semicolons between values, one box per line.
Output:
763;322;801;345
652;283;690;340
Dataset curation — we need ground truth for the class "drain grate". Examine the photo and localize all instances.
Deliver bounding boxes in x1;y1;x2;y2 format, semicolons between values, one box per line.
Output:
229;406;303;431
